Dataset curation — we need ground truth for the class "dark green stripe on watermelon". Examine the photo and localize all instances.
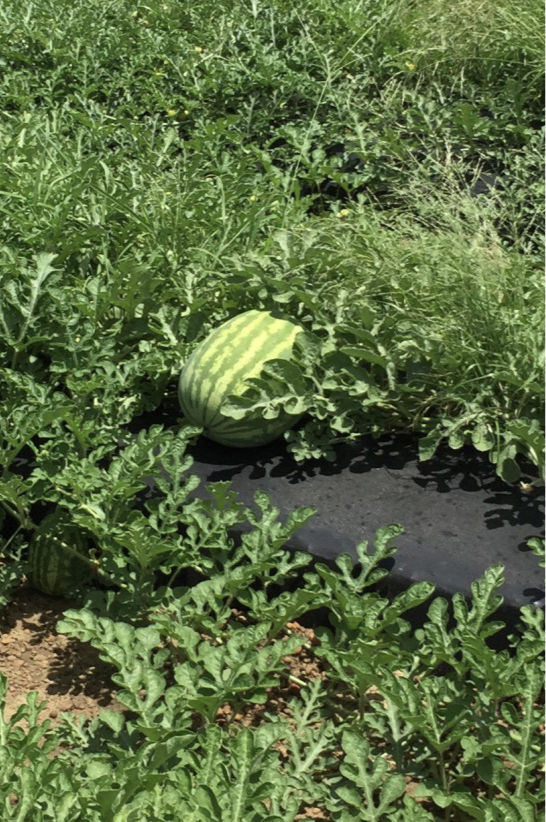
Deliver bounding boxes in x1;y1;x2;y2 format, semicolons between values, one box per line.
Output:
28;512;93;597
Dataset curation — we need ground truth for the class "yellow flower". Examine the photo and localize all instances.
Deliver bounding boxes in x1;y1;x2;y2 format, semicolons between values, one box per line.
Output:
249;195;256;202
337;208;350;218
405;61;416;71
167;109;176;117
194;46;204;53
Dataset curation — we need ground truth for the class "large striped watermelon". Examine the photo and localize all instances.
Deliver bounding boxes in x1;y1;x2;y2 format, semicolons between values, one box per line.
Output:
178;309;304;447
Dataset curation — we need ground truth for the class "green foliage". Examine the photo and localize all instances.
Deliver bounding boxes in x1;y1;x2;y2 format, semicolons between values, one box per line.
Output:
0;0;543;818
0;0;543;485
1;516;544;820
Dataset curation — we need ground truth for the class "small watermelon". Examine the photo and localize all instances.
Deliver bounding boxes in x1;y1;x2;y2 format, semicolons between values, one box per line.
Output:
178;309;304;447
28;512;92;597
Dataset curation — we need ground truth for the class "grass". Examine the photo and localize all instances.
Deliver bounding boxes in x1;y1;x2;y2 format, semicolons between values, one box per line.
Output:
0;0;543;470
0;0;544;818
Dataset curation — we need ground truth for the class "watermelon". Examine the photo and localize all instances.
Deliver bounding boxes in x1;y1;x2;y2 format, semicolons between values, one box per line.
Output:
178;309;304;447
28;512;92;597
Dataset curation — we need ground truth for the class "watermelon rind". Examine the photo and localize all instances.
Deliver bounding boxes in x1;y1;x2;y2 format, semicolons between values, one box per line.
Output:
28;512;92;597
178;309;304;448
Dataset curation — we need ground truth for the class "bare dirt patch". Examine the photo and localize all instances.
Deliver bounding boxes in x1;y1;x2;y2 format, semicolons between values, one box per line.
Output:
0;583;123;725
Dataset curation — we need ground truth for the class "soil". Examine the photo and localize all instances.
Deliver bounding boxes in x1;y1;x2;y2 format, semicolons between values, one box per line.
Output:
0;583;124;725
